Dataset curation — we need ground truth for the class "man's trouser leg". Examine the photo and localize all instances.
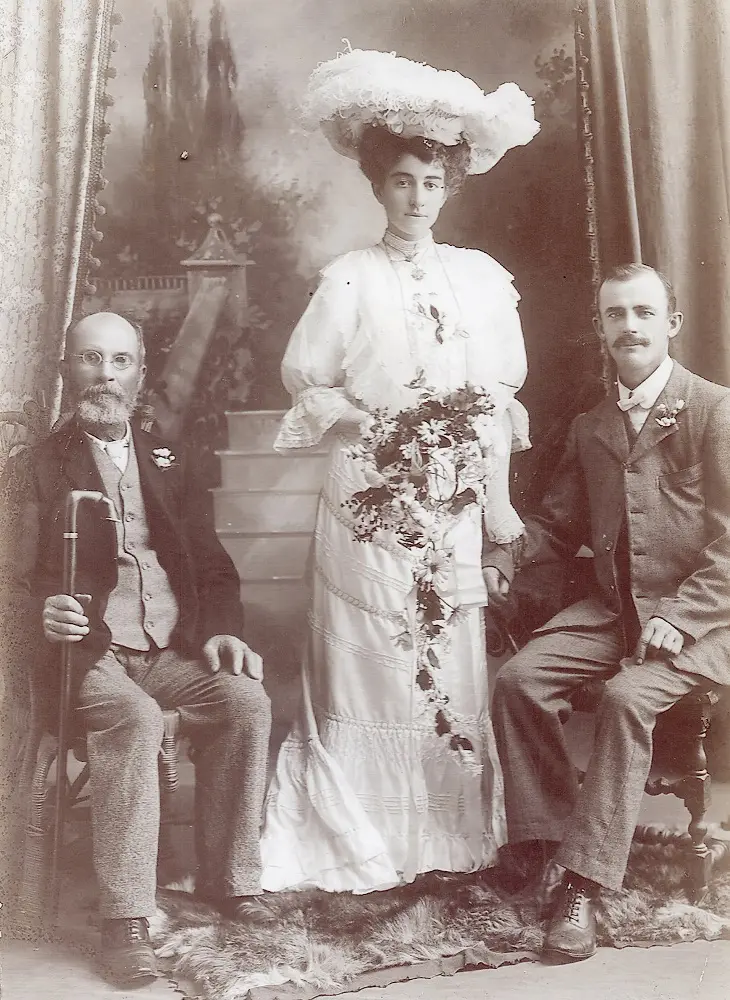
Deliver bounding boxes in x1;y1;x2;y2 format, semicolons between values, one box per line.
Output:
77;650;164;919
555;657;701;888
132;647;272;900
77;646;272;916
492;625;704;889
492;625;624;848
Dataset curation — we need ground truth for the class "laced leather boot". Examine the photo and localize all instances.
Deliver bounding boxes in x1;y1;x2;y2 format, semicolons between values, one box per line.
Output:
101;917;157;987
543;873;598;962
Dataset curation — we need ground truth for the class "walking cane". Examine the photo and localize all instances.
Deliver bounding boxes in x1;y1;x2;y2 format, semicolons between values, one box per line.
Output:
49;490;119;917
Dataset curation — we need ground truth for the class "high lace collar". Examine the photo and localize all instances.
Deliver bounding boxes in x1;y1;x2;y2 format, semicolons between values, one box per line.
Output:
382;229;434;258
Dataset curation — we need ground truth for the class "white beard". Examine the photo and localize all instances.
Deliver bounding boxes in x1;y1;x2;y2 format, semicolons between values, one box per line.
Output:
76;388;138;430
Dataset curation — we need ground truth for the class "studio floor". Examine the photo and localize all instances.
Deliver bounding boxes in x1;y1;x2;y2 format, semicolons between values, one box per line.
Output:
4;715;730;1000
4;936;730;1000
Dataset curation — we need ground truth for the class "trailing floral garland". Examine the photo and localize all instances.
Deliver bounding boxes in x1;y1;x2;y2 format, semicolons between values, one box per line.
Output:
343;373;503;772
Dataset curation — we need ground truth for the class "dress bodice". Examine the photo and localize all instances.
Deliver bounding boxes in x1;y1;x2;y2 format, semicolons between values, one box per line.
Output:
276;240;529;451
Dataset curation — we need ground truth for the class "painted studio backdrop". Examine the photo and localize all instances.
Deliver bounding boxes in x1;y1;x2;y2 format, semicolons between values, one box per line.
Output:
86;0;596;489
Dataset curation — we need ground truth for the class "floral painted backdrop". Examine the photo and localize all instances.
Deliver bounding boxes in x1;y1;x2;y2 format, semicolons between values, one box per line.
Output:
86;0;599;491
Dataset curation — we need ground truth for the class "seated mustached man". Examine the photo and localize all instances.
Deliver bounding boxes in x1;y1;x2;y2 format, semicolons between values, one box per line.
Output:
484;265;730;962
1;312;272;988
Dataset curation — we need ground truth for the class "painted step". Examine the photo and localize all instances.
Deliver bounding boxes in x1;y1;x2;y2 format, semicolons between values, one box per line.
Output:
239;578;310;726
213;489;319;533
218;452;329;491
225;410;330;455
219;531;312;579
240;578;309;634
225;409;286;452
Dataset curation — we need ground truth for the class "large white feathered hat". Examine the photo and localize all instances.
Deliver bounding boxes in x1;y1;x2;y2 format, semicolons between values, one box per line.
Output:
301;46;540;175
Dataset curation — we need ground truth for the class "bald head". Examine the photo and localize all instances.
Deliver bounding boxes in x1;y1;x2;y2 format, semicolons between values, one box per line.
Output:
62;312;147;440
66;312;145;362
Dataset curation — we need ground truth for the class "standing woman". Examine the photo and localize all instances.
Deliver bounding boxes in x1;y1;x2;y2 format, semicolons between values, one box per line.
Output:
261;48;539;893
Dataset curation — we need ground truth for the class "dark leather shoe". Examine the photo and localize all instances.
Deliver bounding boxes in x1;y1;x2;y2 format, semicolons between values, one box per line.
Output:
543;875;598;962
100;917;157;987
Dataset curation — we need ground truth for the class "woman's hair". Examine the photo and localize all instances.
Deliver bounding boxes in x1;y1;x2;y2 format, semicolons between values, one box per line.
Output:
357;125;471;193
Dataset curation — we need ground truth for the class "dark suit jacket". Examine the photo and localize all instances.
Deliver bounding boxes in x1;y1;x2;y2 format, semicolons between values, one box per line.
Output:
0;417;245;681
487;362;730;685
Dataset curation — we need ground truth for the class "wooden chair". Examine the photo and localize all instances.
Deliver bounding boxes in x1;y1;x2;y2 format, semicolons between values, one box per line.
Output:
17;706;181;923
486;611;730;903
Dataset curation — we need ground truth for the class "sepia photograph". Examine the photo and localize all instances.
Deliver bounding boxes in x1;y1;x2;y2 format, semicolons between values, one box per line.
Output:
1;1;729;998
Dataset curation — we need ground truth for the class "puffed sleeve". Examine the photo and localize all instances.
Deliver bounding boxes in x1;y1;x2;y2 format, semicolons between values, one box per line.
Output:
274;256;360;451
460;250;530;542
496;281;528;393
494;274;531;454
462;249;530;454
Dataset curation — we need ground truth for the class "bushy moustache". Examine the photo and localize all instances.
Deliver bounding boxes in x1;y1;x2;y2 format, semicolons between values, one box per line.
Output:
81;384;126;402
614;334;650;348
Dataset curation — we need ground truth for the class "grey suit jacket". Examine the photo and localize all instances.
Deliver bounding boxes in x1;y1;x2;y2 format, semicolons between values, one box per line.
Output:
487;362;730;684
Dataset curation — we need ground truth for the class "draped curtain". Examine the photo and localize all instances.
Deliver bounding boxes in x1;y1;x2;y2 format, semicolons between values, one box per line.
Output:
0;0;117;905
578;0;730;385
0;0;116;421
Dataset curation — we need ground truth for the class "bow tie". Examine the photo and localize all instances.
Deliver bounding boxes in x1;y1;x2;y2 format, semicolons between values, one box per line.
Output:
616;390;653;412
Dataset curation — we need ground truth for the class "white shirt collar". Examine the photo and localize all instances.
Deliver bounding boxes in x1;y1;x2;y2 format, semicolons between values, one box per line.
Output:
617;356;674;409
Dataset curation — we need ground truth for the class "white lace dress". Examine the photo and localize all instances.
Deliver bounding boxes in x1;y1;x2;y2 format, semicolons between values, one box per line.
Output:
260;236;530;893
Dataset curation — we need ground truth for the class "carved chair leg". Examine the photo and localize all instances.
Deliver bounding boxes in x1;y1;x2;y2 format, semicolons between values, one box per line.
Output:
645;693;718;903
678;696;715;903
682;777;712;903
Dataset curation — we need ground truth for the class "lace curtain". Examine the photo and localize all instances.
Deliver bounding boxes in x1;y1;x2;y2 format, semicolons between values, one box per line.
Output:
0;0;117;905
0;0;116;431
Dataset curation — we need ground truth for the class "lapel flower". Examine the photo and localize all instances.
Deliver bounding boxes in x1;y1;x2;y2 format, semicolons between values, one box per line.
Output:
654;398;686;428
151;446;177;469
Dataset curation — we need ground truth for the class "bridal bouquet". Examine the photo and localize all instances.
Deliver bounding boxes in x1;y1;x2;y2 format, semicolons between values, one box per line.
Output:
343;373;503;771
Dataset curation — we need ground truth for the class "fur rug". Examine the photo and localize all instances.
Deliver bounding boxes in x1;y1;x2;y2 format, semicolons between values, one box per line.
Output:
150;827;730;1000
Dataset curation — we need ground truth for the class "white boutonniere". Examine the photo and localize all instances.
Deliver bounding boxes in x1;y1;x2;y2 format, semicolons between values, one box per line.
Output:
151;446;177;469
654;399;686;427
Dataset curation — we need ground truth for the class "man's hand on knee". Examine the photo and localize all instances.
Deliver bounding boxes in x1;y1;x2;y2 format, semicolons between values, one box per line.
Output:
633;617;685;664
43;594;91;643
203;635;264;680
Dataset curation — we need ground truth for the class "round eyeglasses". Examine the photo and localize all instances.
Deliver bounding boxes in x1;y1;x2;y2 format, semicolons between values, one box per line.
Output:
66;351;136;370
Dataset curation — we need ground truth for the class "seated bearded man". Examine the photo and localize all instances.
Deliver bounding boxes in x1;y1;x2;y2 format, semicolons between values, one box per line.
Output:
0;312;273;989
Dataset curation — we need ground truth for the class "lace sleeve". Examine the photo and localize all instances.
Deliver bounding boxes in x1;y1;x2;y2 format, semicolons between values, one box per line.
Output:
483;410;525;544
507;397;531;453
494;281;531;453
275;259;360;451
